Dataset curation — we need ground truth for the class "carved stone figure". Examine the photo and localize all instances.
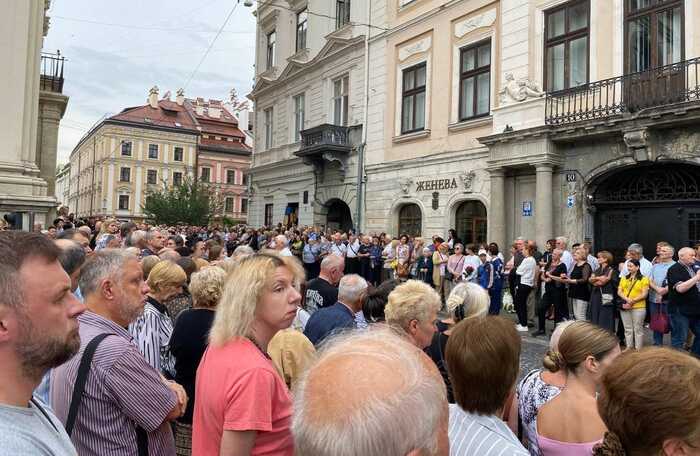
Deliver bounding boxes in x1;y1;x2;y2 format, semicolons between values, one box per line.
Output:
499;73;545;104
460;171;476;192
398;177;413;195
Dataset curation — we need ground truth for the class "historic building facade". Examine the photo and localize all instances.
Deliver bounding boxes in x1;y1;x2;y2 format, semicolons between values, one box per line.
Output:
68;88;198;221
363;0;700;260
186;98;251;223
0;0;69;229
364;0;500;245
247;0;373;230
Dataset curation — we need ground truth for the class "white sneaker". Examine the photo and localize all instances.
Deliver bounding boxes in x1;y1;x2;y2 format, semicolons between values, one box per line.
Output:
515;324;529;332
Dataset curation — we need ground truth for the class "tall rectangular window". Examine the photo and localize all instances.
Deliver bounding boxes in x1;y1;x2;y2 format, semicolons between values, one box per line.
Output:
147;169;157;185
241;198;248;214
173;171;183;187
242;173;248;186
266;30;276;69
227;169;236;184
121;141;132;157
544;0;590;91
264;203;274;226
118;195;129;211
264;107;274;149
333;76;349;126
119;167;131;182
173;147;183;162
225;197;234;213
401;63;427;134
626;0;683;72
201;167;211;183
336;0;351;29
148;144;159;159
296;9;308;52
459;40;491;120
294;93;305;142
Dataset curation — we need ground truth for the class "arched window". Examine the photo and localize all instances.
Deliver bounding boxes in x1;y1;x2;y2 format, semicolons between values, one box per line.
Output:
455;201;487;246
398;204;422;237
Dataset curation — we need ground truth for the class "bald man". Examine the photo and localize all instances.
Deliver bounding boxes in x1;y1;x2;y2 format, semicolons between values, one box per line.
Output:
292;328;449;456
305;255;345;314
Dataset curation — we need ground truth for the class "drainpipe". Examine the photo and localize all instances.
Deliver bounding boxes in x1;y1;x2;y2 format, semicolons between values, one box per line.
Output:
356;0;371;233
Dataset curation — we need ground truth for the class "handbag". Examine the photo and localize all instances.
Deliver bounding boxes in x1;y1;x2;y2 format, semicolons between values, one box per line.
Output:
650;302;670;334
445;257;464;282
396;262;410;278
601;291;614;306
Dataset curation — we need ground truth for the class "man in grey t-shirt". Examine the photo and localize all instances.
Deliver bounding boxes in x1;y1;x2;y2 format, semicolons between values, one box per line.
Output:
0;232;85;455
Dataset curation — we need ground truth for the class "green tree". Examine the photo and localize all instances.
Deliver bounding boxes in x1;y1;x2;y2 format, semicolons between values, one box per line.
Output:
142;177;222;226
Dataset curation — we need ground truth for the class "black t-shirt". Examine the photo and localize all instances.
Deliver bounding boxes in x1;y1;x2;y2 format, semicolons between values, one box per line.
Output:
169;308;216;424
305;277;338;313
667;262;700;316
545;262;567;295
424;332;453;403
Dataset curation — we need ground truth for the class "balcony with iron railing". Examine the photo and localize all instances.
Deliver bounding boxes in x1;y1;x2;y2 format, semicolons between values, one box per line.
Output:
545;57;700;126
296;124;351;158
40;51;65;93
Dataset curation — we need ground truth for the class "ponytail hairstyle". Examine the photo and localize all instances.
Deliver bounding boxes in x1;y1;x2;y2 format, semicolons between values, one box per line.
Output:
592;432;626;456
542;321;618;373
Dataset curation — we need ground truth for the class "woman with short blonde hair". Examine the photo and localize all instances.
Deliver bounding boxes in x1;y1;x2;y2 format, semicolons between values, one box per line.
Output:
193;253;304;456
385;279;441;349
130;260;187;375
170;265;227;455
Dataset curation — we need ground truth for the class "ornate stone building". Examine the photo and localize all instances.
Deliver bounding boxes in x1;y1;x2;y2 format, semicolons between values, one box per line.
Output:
247;0;374;230
363;0;700;259
0;0;68;229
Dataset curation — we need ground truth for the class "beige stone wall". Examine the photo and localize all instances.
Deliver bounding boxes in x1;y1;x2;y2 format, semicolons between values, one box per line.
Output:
68;123;197;219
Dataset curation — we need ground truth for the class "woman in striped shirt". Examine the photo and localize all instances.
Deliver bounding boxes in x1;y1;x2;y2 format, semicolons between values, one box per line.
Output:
129;260;186;377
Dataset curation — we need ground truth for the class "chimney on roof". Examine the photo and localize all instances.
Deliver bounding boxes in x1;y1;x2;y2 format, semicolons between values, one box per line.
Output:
176;88;185;106
148;86;159;109
209;100;221;119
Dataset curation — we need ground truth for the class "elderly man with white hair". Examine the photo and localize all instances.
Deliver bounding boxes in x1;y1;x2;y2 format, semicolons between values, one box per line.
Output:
620;243;653;277
303;274;368;347
292;328;449;456
274;234;293;257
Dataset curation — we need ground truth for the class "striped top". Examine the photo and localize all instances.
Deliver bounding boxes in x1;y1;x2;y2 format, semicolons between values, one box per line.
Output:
51;310;178;456
129;297;175;376
448;404;529;456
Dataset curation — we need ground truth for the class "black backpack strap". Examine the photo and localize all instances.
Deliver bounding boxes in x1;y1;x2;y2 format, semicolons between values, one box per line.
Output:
66;332;150;455
31;397;59;433
66;333;110;436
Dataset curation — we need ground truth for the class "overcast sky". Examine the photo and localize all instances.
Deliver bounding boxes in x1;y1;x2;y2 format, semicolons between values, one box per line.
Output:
44;0;257;164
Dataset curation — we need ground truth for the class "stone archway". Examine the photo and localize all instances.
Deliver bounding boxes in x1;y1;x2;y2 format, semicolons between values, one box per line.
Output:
397;203;422;237
453;200;488;246
591;162;700;261
325;198;353;232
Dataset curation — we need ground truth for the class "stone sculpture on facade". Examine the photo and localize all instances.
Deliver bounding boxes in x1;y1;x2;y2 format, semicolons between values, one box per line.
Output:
460;171;476;192
499;73;545;104
398;177;413;195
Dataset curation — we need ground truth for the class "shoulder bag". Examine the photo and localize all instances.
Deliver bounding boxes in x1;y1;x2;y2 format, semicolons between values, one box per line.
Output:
67;334;149;456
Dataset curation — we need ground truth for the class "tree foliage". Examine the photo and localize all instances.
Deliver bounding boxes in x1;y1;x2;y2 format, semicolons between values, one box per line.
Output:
142;177;222;226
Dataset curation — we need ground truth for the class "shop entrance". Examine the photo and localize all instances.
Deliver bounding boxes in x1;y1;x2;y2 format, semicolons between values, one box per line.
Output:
455;201;487;246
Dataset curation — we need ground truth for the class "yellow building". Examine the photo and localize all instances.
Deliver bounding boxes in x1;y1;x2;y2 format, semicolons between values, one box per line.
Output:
68;88;197;220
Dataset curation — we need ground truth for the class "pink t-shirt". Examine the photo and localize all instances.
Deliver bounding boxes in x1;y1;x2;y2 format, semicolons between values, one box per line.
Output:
192;337;294;456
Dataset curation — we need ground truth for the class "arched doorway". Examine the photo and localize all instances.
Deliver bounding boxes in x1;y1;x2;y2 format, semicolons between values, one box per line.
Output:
398;204;422;237
593;163;700;262
455;201;487;246
326;199;353;232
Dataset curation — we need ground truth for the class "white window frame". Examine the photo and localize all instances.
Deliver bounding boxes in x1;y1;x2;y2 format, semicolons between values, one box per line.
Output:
264;107;274;150
172;171;183;187
146;169;158;185
118;194;130;211
147;144;159;160
266;30;276;70
200;166;212;183
121;141;132;157
226;169;236;185
332;75;349;126
293;93;306;142
225;197;235;214
395;55;431;136
450;31;495;124
173;146;184;162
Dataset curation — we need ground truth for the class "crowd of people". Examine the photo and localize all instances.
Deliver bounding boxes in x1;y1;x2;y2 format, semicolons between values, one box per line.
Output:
0;215;698;456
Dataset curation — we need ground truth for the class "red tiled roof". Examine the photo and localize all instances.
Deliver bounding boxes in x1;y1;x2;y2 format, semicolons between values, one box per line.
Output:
183;98;248;142
109;100;198;130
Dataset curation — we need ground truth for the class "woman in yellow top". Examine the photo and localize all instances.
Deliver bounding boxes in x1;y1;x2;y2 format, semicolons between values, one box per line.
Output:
617;259;649;350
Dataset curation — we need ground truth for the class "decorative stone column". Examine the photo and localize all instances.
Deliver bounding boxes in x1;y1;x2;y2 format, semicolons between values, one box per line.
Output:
37;91;68;199
535;163;554;249
488;167;506;251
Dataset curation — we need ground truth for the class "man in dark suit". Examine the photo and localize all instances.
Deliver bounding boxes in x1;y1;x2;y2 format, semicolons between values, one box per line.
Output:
666;247;700;356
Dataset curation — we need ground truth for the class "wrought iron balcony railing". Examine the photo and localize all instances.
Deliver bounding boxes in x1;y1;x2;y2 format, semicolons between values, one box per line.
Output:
545;57;700;125
40;51;65;93
297;124;350;156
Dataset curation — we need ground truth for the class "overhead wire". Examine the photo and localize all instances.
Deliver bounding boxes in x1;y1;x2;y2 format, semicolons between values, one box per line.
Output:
51;15;254;34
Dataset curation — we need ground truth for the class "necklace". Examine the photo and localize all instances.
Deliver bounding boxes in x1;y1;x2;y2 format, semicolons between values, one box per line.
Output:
246;336;271;360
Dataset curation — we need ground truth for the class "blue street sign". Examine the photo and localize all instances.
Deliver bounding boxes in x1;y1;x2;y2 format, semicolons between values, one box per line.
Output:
522;201;532;217
566;195;575;208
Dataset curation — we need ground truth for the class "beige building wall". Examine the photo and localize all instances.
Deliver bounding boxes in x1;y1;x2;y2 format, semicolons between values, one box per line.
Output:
68;124;197;220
